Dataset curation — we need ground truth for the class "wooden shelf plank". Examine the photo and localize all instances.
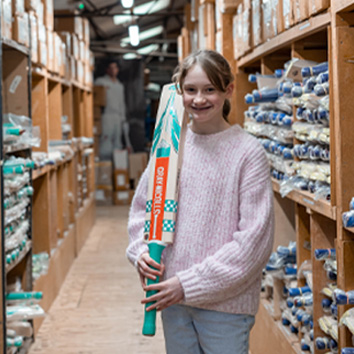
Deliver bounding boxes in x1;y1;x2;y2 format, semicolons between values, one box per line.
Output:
272;179;336;220
332;0;354;13
2;37;30;56
344;226;354;235
5;241;32;274
250;298;302;354
237;11;331;68
33;165;50;180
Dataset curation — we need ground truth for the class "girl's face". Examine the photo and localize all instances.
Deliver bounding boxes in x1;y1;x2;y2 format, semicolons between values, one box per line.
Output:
182;64;232;128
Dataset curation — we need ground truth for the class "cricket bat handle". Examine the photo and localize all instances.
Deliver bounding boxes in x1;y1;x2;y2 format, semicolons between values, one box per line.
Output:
142;242;166;336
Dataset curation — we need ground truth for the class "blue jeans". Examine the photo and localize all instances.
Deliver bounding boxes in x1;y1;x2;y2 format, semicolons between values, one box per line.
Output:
161;305;255;354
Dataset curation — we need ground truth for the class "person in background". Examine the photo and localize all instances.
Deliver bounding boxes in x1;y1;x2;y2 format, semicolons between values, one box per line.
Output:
95;60;128;160
126;49;274;354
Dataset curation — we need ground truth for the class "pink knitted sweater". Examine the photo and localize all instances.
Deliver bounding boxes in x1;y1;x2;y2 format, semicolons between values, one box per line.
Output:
126;124;274;316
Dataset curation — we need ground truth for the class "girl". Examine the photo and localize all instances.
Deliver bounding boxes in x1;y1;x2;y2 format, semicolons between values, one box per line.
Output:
126;50;274;354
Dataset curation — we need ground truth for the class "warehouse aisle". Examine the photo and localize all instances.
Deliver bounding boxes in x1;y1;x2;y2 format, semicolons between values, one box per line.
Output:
29;205;165;354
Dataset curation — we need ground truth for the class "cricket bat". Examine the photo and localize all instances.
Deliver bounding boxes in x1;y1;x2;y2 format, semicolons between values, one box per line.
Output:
142;83;187;336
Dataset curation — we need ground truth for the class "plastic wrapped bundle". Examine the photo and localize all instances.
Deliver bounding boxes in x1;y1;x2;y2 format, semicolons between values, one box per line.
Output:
315;337;331;350
275;69;284;78
342;349;354;354
283;82;300;95
246;88;279;103
315;248;336;260
284;265;297;275
317;71;329;84
302;62;329;78
350;197;354;210
315;107;330;124
292;78;317;97
314;82;329;96
288;285;311;297
300;339;311;351
294;293;313;307
331;304;338;317
282;147;293;159
343;210;354;227
248;73;276;83
277;242;296;257
333;289;354;305
322;297;332;311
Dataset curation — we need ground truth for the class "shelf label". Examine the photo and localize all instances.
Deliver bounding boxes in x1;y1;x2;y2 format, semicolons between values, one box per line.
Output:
303;198;314;206
9;75;22;94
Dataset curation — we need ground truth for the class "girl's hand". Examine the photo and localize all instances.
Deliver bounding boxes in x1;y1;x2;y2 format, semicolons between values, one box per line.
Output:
137;252;165;288
141;276;184;312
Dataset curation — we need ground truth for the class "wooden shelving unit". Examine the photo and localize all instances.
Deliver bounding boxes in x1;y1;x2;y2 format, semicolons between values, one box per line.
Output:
179;0;354;353
0;5;95;352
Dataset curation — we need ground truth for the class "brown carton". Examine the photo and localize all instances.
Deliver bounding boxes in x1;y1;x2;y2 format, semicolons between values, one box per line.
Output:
94;86;106;107
13;14;29;47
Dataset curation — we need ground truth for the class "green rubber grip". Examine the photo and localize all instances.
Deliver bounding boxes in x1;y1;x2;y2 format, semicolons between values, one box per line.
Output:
142;242;166;336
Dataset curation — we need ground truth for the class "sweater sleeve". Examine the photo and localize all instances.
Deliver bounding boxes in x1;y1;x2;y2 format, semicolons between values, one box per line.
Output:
176;145;274;305
126;162;150;268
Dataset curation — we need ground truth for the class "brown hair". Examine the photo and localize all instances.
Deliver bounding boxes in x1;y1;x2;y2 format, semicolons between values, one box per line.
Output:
172;50;234;121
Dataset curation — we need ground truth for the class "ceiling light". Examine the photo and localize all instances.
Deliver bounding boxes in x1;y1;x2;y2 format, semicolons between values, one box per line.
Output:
121;25;164;45
137;44;159;55
129;25;140;46
123;53;139;60
114;0;170;26
121;0;134;8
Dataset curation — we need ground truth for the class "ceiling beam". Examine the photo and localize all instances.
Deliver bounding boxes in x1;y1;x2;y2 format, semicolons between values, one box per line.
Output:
54;11;184;18
91;45;178;58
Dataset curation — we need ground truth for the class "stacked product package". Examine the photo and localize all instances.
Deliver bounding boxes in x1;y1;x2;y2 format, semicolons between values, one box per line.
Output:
6;279;45;352
314;248;339;353
263;242;319;351
282;61;330;201
244;59;331;202
243;63;294;183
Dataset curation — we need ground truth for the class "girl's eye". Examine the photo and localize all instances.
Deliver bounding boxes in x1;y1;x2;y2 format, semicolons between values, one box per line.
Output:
185;87;195;93
206;87;215;92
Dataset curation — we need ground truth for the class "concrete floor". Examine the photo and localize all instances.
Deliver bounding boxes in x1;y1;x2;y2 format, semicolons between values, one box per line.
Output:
29;205;165;354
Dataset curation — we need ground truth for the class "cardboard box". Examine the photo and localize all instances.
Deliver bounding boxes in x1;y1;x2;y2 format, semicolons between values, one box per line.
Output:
37;0;44;25
283;0;293;30
25;0;38;11
77;60;84;83
94;106;102;120
95;161;112;187
95;188;113;206
293;0;301;25
299;0;309;21
29;12;38;63
113;190;134;206
2;53;29;116
38;40;47;67
243;7;252;53
310;0;329;15
12;0;25;16
54;13;83;40
262;0;275;42
113;149;128;170
2;0;12;40
43;0;54;30
47;29;54;71
94;86;106;107
276;0;285;33
93;119;102;136
252;0;262;47
59;32;72;55
113;169;130;191
83;17;90;43
129;152;148;187
13;14;29;47
219;0;240;13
